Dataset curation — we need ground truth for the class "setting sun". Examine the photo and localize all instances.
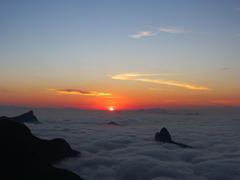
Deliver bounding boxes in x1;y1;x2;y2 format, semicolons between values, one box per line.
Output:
108;107;115;111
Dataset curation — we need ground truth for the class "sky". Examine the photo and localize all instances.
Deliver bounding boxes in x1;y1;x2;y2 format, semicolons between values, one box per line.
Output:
0;0;240;110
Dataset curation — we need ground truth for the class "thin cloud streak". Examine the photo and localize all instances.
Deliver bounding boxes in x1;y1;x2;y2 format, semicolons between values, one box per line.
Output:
137;78;210;91
130;31;157;39
112;73;177;80
0;89;9;93
112;73;210;91
130;26;190;39
49;88;112;96
218;67;230;72
159;27;190;34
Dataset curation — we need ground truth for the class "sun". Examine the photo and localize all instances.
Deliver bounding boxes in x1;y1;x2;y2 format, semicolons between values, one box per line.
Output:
108;106;115;111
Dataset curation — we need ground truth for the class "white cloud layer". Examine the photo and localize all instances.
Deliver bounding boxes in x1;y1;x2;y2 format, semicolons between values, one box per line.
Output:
14;108;240;180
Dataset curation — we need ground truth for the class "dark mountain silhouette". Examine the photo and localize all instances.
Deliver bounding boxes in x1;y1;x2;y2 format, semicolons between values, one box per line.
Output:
155;127;192;148
185;112;200;116
0;110;39;123
0;117;82;180
107;121;120;126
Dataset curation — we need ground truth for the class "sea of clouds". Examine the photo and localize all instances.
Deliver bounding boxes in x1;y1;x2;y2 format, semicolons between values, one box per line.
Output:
1;107;240;180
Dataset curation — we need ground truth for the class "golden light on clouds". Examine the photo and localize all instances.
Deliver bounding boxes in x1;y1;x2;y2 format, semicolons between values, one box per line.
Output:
49;88;112;97
112;73;211;91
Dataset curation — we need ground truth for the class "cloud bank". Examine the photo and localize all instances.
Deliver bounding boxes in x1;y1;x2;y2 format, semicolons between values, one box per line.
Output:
112;73;210;91
23;108;240;180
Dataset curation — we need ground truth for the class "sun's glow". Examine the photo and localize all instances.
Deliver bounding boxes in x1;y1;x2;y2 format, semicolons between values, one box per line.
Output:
108;107;115;111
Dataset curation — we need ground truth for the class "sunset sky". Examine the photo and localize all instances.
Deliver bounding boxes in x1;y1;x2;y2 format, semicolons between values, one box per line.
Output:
1;0;240;109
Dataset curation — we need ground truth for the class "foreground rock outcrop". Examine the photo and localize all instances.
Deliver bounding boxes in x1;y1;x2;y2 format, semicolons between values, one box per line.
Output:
0;110;39;123
0;117;82;180
155;127;192;148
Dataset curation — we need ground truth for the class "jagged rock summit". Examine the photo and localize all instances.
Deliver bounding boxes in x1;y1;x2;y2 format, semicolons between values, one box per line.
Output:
155;127;172;143
155;127;192;148
0;110;39;123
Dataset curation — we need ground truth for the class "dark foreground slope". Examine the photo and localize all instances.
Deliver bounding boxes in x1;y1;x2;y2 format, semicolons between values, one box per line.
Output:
0;117;83;180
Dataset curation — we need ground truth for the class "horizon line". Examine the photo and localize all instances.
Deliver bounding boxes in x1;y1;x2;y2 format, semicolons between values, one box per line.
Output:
0;104;240;111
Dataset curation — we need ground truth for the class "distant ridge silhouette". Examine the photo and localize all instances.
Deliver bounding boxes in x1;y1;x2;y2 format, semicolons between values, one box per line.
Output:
0;110;39;123
107;121;120;126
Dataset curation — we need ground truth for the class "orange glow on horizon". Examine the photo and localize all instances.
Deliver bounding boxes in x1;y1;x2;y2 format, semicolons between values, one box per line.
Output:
1;85;240;110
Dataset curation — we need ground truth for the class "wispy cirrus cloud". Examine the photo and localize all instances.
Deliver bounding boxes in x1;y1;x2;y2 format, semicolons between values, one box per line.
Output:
159;27;190;34
210;99;240;105
218;67;230;72
130;31;157;39
49;88;112;96
130;26;190;39
112;73;210;91
111;73;176;80
0;89;9;93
